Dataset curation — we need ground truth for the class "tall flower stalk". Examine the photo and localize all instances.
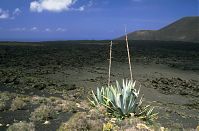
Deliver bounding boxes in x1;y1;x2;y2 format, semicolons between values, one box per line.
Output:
125;27;133;82
108;41;113;87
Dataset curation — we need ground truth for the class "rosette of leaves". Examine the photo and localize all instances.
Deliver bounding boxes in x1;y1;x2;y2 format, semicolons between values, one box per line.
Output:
89;79;157;121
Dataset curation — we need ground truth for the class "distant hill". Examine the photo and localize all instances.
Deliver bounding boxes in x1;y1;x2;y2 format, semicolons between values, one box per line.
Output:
116;16;199;42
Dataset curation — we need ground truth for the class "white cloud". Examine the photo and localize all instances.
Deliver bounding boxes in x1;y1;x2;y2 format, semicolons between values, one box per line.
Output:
30;27;38;31
56;28;66;32
0;8;22;20
70;6;85;11
9;27;68;32
45;28;51;32
11;8;22;19
87;0;93;7
13;8;22;15
30;0;76;12
29;0;93;12
78;6;85;11
0;8;9;19
30;1;43;12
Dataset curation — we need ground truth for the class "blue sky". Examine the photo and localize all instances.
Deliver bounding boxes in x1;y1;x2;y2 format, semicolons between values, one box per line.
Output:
0;0;198;41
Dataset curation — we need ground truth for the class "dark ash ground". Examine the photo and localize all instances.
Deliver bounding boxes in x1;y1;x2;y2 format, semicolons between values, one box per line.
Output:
0;40;198;130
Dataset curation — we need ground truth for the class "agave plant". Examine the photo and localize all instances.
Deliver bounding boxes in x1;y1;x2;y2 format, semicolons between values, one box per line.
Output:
89;79;157;120
136;105;158;122
90;79;143;118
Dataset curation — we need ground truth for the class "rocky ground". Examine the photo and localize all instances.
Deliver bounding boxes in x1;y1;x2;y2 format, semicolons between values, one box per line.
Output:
0;40;198;130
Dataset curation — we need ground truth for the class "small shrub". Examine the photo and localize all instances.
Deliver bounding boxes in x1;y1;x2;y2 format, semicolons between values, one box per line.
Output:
58;112;104;131
31;96;48;105
0;100;6;111
58;112;89;131
54;100;76;113
0;92;11;101
10;97;27;111
30;104;56;122
20;96;31;102
7;121;35;131
115;116;149;130
77;100;91;110
49;96;62;102
103;122;114;131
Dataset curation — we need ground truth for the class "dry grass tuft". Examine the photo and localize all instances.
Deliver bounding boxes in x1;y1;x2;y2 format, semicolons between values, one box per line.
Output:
10;97;27;111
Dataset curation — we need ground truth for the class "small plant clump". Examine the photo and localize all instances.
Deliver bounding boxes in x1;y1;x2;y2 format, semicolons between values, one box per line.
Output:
54;100;76;113
7;121;35;131
10;97;27;111
30;104;56;122
58;112;89;130
57;108;159;131
58;111;105;131
0;92;11;101
31;96;48;105
0;100;6;111
89;79;158;122
114;116;161;130
103;122;114;131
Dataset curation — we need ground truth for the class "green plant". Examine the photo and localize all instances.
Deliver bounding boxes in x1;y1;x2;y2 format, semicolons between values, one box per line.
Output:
90;79;141;118
10;97;27;111
7;121;35;131
89;79;157;121
30;104;56;122
137;105;158;122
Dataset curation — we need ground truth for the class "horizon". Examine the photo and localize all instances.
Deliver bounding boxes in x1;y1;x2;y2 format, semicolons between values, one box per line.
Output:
0;0;198;41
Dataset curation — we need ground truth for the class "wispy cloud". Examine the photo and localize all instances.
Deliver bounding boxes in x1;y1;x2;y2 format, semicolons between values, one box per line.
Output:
88;0;94;7
56;28;66;32
8;27;68;33
45;28;51;32
13;8;22;16
0;8;22;20
11;8;22;19
9;27;26;31
70;6;85;11
0;8;9;19
78;6;85;11
30;27;39;31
